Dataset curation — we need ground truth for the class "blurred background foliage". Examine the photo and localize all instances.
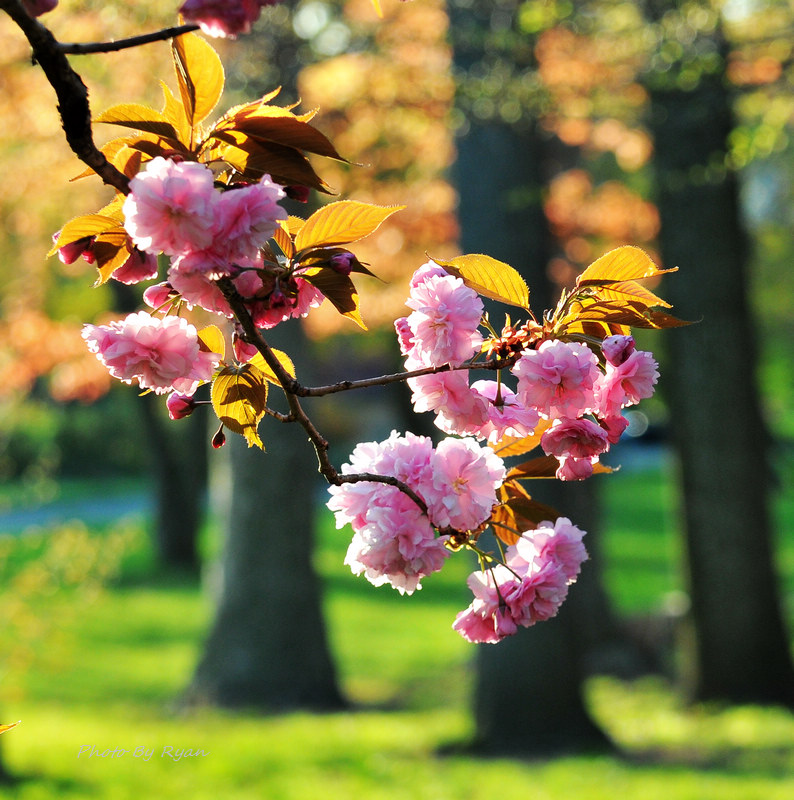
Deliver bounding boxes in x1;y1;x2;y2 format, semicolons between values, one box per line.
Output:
0;0;793;792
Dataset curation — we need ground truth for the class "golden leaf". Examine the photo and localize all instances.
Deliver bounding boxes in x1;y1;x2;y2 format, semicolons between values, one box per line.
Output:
172;33;225;131
576;245;676;286
294;201;403;253
94;103;181;141
0;721;19;735
488;419;552;458
248;348;296;385
197;325;226;361
211;364;268;449
432;253;530;310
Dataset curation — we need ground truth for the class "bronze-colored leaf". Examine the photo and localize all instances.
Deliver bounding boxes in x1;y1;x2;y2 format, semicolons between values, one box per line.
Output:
491;480;560;545
210;364;268;449
432;253;530;310
294;201;403;253
488;419;552;457
202;134;331;192
212;97;346;162
94;103;181;141
300;266;367;329
506;455;560;480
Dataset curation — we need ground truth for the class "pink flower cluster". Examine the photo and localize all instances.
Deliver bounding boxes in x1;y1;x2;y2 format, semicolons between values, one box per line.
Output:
396;263;659;479
179;0;279;38
327;432;506;594
453;517;587;643
82;311;221;396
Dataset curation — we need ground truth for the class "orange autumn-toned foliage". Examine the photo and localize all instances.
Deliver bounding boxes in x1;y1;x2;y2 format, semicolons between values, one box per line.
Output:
298;0;458;337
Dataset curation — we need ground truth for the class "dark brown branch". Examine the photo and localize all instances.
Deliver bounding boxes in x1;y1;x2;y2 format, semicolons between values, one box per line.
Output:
216;279;427;511
58;23;199;55
0;0;130;194
291;357;510;398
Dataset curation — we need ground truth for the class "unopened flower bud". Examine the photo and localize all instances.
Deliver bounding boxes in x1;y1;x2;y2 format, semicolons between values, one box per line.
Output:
211;426;226;449
55;233;94;265
329;251;355;275
22;0;58;16
285;185;311;203
166;393;197;420
143;282;176;309
602;335;636;367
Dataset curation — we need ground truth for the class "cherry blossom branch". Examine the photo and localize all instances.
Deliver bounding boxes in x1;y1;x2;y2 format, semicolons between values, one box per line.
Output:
0;0;130;195
291;357;512;398
216;277;429;512
58;24;199;55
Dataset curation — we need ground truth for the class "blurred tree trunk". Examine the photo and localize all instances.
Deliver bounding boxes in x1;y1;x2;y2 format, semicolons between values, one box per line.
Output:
452;114;619;752
646;11;794;706
111;283;205;573
185;322;346;710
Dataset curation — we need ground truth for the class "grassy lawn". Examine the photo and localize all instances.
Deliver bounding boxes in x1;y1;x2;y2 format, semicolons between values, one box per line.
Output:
0;458;792;799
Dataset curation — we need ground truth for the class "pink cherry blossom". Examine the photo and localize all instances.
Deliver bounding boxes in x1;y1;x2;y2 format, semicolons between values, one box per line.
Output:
111;248;159;285
595;349;659;418
168;265;233;317
512;339;600;419
402;272;483;367
541;417;609;460
509;517;588;583
452;567;517;643
408;371;489;437
602;334;636;366
469;380;541;443
426;437;505;532
167;393;197;420
124;158;218;257
344;495;449;594
409;260;449;289
143;282;177;310
179;0;276;38
555;455;596;481
82;311;220;396
599;414;629;445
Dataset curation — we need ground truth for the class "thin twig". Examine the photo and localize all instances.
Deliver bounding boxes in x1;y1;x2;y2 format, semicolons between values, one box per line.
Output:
58;24;199;55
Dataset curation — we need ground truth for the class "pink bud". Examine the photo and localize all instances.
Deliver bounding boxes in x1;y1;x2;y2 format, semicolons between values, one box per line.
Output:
22;0;58;16
166;393;197;420
329;251;355;275
211;426;226;449
55;233;94;265
143;282;176;309
285;185;310;203
602;335;636;367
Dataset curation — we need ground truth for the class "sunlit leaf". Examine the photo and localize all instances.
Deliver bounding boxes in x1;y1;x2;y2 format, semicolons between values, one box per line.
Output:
576;245;676;286
202;133;331;191
159;81;191;146
92;231;132;286
211;364;268;449
433;253;530;310
491;481;559;545
0;721;19;735
198;324;225;360
248;348;296;385
94;104;181;141
506;455;560;480
48;214;124;256
488;419;552;457
272;225;295;259
172;33;225;130
300;266;367;329
294;201;403;253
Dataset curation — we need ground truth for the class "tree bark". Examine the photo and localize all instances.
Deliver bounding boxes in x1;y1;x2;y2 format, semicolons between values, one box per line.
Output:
647;24;794;706
453;119;618;753
185;322;346;710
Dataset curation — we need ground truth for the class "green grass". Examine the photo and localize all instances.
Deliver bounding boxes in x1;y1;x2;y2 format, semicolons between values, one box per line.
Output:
0;461;793;799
